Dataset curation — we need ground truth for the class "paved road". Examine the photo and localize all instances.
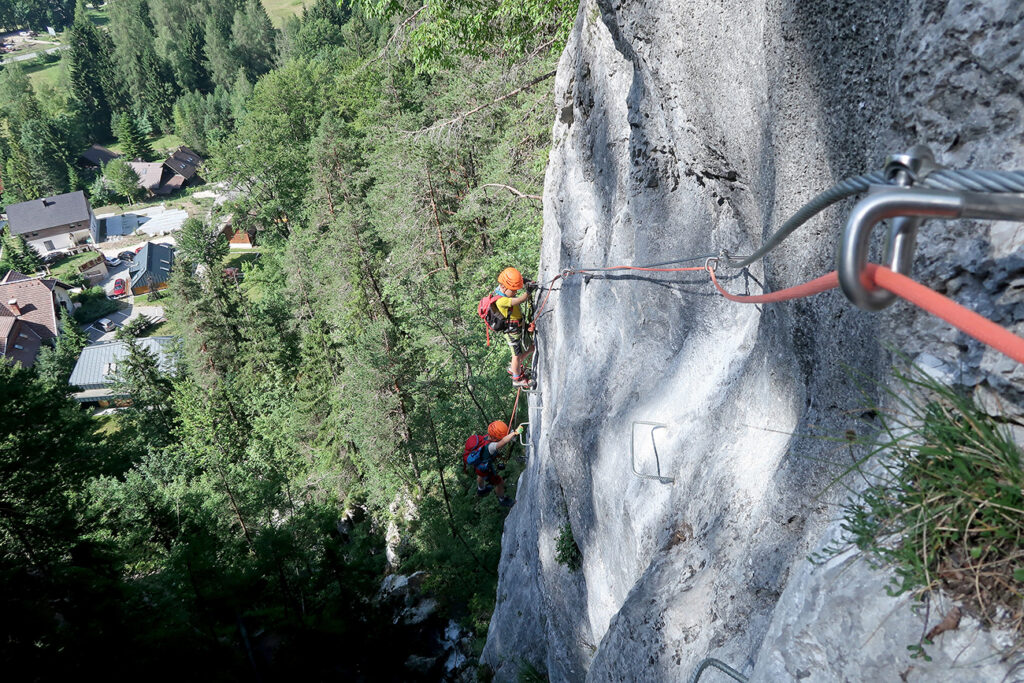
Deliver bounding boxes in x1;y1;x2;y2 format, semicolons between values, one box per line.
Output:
0;44;64;65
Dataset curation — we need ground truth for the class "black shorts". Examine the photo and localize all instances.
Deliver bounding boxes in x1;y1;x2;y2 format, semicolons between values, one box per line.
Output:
504;324;526;356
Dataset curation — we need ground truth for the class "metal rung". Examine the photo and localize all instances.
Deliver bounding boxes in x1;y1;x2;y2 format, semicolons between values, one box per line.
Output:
517;423;530;446
688;658;747;683
630;421;673;484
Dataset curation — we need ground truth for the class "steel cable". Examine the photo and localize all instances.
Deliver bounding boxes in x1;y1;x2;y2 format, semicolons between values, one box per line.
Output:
726;168;1024;270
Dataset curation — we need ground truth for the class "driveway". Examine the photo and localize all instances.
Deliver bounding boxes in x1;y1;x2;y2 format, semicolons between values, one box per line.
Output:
82;306;133;343
100;261;132;297
81;302;166;344
0;45;63;65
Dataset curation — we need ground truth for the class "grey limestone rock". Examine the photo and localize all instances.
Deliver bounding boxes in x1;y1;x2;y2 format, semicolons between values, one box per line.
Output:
482;0;1024;681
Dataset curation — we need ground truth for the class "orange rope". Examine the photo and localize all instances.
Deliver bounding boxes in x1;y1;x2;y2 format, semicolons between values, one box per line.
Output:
530;260;1024;373
507;386;523;428
707;266;840;303
867;264;1024;365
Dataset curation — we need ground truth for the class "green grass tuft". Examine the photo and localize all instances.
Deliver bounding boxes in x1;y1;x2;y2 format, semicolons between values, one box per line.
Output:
555;522;581;572
830;362;1023;645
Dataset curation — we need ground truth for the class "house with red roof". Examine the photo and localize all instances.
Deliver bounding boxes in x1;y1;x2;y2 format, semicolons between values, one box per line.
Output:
0;270;74;367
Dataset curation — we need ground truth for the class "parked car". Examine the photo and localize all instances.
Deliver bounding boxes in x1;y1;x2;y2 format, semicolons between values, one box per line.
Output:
96;318;117;332
111;278;127;296
134;245;144;254
117;251;135;262
104;257;122;268
41;251;67;264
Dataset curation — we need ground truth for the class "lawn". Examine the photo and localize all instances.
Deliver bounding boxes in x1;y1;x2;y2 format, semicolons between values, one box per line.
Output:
224;252;261;270
49;251;102;283
86;6;109;28
25;60;63;93
92;413;120;438
92;183;216;219
151;132;185;154
262;0;307;26
135;290;173;307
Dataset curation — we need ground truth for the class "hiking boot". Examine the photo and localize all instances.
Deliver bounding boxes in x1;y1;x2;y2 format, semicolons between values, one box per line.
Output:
498;496;515;508
476;485;493;497
512;374;531;388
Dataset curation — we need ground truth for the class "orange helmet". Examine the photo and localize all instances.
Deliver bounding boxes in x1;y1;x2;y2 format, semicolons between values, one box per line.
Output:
498;267;524;291
487;420;509;440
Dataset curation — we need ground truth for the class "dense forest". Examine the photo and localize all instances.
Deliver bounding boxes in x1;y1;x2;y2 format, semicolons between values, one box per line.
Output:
0;0;577;678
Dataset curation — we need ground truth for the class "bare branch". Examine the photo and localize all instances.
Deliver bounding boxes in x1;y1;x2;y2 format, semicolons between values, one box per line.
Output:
479;183;542;201
373;5;428;64
411;69;557;135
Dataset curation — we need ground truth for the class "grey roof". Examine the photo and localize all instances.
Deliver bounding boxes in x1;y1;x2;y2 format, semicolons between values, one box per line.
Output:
129;242;175;288
69;336;179;391
80;144;121;167
5;191;92;235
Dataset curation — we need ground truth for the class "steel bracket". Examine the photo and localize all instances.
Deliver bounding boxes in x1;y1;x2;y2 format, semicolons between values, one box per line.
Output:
630;421;673;484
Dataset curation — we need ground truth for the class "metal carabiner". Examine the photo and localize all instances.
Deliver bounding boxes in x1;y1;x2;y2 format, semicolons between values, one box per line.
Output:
838;186;1024;310
838;187;963;310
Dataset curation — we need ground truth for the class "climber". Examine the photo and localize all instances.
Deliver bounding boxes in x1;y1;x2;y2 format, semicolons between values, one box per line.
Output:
490;267;537;388
462;420;523;508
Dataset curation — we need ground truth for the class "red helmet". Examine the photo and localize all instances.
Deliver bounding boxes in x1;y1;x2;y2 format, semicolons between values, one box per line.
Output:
487;420;509;440
498;268;524;291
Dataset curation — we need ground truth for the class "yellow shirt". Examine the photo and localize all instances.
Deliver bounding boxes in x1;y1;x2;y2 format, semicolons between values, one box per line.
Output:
494;287;523;321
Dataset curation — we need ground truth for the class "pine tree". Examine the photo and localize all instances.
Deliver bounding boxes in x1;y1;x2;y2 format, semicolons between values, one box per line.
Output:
113;114;153;160
108;0;178;129
176;217;228;268
66;5;118;138
111;336;178;448
231;0;278;82
35;323;87;393
203;13;241;91
1;121;42;203
0;229;44;275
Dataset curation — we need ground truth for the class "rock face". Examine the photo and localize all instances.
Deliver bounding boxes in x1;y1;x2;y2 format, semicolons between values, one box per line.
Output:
483;0;1024;681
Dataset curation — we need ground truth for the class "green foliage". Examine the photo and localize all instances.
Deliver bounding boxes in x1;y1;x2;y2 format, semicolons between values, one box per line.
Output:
518;659;550;683
114;314;156;339
826;363;1024;644
35;320;88;391
0;228;44;274
72;286;119;323
0;0;568;674
555;523;581;572
107;0;179;129
113;113;154;160
359;0;577;73
0;0;76;31
176;216;229;267
102;157;144;203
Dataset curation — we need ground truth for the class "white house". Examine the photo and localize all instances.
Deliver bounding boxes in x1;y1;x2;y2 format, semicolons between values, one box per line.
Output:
5;191;99;255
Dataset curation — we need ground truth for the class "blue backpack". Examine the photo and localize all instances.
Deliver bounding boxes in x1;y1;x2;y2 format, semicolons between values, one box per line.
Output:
463;435;492;472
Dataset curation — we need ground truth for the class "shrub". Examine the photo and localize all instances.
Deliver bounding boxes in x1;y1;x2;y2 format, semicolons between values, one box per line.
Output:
555;523;581;572
72;286;119;323
829;363;1024;650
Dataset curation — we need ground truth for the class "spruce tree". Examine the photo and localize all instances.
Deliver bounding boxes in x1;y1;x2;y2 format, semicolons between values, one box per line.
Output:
231;0;277;82
113;114;153;160
1;122;42;203
66;4;117;138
